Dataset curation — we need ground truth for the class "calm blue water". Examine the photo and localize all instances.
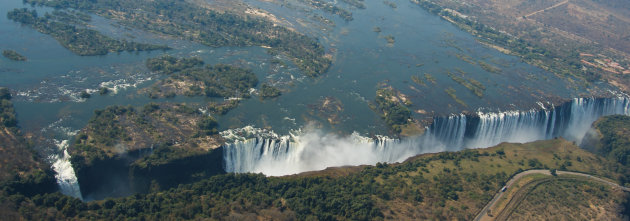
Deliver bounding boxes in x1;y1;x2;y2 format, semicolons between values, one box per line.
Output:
0;0;603;141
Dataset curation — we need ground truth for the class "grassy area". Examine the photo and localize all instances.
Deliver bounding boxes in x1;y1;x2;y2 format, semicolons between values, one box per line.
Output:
411;75;426;86
509;177;629;220
446;70;485;97
489;173;549;217
445;87;467;107
477;60;502;74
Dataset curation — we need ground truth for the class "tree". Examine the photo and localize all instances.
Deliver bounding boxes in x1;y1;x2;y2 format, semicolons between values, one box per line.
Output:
0;87;11;100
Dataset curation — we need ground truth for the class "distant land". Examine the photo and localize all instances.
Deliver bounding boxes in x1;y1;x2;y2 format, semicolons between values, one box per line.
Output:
1;0;630;219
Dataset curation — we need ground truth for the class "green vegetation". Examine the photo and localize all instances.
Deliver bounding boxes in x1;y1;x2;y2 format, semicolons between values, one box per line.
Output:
98;87;109;95
0;87;58;203
424;73;437;84
145;55;258;99
48;10;91;25
3;137;629;220
411;74;426;86
78;91;91;99
259;84;282;99
340;0;366;9
7;8;169;56
2;50;27;61
383;1;397;8
24;0;331;77
411;0;600;85
446;70;485;97
455;53;475;65
583;115;630;166
206;100;240;115
477;60;502;74
0;88;17;129
373;26;382;33
297;0;354;21
510;178;629;220
0;88;10;100
72;104;221;167
373;87;412;133
70;104;225;196
146;55;204;75
197;116;219;136
445;87;467;107
384;35;395;44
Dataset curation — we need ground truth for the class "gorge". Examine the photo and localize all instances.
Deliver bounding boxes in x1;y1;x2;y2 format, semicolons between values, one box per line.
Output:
223;96;629;175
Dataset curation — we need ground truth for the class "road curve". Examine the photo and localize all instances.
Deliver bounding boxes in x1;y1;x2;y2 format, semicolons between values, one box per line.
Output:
473;169;629;221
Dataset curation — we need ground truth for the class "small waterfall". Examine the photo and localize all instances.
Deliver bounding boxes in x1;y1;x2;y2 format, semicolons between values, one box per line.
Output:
223;96;630;176
51;140;82;200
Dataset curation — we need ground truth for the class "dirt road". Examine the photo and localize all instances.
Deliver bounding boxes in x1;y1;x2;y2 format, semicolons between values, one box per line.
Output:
523;0;570;18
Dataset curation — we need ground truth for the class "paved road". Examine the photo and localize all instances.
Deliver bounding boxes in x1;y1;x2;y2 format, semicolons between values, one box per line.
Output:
473;170;629;221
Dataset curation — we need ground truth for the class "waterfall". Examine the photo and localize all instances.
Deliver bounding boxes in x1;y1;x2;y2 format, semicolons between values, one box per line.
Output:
221;126;446;176
223;96;630;176
51;139;82;200
427;97;630;149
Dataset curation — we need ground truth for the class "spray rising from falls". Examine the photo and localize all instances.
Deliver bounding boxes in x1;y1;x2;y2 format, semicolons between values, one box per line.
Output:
223;97;630;176
51;140;82;200
222;127;446;176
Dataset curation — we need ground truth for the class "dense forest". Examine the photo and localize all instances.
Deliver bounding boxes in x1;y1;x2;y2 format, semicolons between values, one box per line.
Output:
583;115;630;167
24;0;331;77
70;103;225;198
72;104;221;167
259;83;282;99
296;0;354;21
0;87;58;211
145;55;258;98
6;8;169;56
372;87;412;133
2;50;27;61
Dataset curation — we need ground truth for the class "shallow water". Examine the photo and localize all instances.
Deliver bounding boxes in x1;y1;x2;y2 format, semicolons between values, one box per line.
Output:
0;0;615;199
1;0;598;136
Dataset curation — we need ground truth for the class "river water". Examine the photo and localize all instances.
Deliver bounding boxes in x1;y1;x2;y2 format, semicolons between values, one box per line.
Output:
0;0;615;199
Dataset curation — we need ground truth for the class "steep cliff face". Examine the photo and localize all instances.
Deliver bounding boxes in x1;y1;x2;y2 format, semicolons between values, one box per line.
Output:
69;103;225;200
223;97;630;176
581;115;630;166
0;87;57;196
129;147;224;193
